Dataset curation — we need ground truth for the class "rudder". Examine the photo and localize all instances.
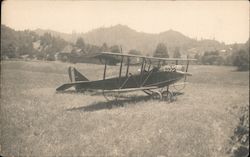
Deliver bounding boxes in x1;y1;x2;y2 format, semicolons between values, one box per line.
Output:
68;66;89;82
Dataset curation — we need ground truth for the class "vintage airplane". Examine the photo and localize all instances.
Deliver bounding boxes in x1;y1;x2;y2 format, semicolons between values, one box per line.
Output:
56;52;196;101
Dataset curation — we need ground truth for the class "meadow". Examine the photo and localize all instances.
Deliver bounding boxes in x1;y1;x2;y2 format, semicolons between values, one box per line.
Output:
0;60;249;157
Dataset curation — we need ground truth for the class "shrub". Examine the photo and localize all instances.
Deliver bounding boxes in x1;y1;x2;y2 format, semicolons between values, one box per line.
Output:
233;49;249;71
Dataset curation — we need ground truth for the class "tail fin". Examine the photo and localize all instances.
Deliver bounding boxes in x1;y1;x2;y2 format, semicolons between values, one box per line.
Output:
68;66;89;82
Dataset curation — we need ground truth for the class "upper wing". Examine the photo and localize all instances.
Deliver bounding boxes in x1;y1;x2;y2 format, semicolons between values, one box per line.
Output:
101;52;196;61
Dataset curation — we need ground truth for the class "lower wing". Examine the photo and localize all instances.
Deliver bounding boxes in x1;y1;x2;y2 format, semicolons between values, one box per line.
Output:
102;86;159;93
172;82;189;86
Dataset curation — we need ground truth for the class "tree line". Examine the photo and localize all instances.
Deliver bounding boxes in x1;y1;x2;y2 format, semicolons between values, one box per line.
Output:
1;25;249;71
194;43;249;71
1;25;124;63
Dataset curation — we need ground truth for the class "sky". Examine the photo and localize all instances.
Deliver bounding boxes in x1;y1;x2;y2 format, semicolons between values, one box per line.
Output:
2;0;249;44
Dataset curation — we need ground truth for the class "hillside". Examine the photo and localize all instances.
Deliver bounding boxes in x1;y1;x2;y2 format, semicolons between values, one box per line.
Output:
1;25;68;60
2;24;248;68
34;28;74;42
83;25;154;54
32;24;228;56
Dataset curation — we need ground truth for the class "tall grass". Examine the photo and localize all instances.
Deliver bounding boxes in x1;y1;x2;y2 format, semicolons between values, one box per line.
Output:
0;61;249;156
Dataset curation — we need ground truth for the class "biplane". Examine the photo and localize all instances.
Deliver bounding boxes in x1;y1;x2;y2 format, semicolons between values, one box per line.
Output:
56;52;195;101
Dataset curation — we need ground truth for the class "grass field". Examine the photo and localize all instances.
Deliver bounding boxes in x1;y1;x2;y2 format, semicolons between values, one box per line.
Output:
0;60;249;157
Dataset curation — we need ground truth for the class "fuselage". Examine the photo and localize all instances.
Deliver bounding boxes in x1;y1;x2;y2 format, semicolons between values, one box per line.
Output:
74;70;185;91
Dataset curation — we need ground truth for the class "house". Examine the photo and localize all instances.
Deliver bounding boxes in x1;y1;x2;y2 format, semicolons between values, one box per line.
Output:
55;45;73;62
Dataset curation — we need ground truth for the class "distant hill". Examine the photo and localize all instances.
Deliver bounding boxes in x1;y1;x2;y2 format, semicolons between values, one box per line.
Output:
32;24;228;56
1;25;67;59
2;24;248;67
34;28;75;42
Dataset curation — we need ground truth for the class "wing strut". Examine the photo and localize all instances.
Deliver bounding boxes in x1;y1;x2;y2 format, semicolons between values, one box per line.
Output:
185;55;190;81
118;56;124;84
125;57;130;77
140;58;146;86
103;59;107;80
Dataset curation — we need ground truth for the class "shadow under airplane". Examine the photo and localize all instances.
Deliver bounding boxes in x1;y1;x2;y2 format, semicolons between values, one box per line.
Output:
66;92;184;112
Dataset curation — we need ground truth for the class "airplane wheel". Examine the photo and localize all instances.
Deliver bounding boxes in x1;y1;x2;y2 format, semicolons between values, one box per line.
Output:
171;93;177;102
104;94;116;101
162;91;175;102
151;91;162;100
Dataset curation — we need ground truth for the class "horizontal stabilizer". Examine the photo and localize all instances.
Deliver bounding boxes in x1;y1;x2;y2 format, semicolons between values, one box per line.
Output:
56;83;75;91
56;81;88;91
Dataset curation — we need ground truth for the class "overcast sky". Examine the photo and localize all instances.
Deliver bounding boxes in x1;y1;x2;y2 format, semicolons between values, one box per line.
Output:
2;0;249;44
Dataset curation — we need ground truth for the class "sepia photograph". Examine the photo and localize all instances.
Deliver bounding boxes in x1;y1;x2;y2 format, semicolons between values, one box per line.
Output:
1;0;249;156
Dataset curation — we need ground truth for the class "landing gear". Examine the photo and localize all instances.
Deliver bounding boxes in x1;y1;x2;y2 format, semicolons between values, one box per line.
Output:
151;91;163;100
143;86;176;102
161;90;176;102
102;91;125;108
103;90;120;102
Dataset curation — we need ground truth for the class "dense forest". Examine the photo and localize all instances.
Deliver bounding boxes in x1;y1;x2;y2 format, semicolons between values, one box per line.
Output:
1;25;249;70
